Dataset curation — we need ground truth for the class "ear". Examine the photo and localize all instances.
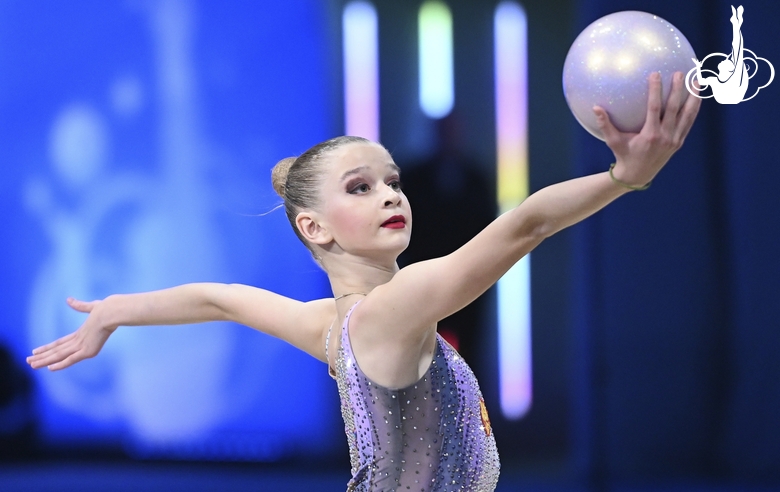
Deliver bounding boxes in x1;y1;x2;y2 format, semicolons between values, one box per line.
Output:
296;211;332;245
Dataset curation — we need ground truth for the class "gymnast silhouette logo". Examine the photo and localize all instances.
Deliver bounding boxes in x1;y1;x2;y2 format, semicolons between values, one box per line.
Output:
685;5;774;104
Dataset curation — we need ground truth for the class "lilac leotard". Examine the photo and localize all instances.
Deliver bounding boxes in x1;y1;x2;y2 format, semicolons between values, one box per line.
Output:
333;301;500;492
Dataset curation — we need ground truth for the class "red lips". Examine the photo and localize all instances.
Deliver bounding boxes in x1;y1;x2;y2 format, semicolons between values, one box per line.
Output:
381;215;406;227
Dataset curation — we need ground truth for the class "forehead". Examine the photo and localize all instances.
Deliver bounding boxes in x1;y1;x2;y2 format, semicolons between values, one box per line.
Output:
327;142;396;174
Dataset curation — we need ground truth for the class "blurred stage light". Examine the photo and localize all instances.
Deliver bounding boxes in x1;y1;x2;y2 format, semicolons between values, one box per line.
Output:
343;1;380;140
418;1;454;119
494;1;531;420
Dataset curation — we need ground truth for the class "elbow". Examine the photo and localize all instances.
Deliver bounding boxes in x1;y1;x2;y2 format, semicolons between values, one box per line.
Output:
204;283;235;322
509;197;560;240
533;219;558;240
522;208;557;240
510;208;552;245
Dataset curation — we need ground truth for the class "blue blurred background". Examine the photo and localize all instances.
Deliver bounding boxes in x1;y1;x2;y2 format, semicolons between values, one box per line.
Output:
1;0;778;490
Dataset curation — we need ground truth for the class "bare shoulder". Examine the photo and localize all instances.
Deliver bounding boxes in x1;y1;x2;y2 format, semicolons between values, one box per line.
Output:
348;292;438;389
216;284;335;362
354;208;541;343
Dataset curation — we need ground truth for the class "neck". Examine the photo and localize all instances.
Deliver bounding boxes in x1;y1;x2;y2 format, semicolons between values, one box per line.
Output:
324;253;400;299
334;292;367;301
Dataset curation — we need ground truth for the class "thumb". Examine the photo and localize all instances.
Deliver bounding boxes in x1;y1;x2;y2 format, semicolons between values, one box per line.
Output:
67;297;97;313
593;106;621;145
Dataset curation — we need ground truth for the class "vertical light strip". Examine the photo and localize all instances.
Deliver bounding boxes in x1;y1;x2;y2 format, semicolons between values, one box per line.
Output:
343;1;379;141
418;1;454;119
494;1;531;420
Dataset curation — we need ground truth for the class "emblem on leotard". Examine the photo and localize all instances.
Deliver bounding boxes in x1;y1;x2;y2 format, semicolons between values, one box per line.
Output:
479;398;492;437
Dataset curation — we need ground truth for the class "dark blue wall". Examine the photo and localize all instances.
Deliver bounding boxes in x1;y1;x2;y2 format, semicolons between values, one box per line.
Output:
569;0;780;484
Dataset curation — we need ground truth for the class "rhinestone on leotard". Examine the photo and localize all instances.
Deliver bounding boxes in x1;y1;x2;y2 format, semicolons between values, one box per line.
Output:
334;301;500;491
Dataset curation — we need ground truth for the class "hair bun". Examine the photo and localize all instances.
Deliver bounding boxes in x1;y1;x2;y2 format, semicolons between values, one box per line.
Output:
271;157;297;197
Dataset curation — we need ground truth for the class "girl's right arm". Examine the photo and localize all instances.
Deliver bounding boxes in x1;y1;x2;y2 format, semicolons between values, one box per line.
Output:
357;71;700;347
27;283;334;371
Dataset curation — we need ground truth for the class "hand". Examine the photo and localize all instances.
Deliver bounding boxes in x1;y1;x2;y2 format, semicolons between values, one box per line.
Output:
26;297;117;371
592;71;701;187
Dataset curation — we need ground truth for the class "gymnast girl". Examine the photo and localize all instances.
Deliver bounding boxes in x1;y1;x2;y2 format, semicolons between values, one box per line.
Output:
27;71;700;491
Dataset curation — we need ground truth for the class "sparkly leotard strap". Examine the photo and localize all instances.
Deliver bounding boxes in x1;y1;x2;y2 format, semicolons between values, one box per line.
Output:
325;318;336;379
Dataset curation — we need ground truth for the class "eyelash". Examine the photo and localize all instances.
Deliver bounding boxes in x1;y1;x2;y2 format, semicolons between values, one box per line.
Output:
349;179;403;194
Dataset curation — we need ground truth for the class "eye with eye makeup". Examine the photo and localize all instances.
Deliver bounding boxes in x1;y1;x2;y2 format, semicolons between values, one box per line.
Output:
346;177;404;195
348;182;370;194
344;175;371;194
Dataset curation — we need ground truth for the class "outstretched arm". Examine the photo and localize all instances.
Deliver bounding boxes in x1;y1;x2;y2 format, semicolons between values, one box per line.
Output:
27;283;333;371
362;71;700;340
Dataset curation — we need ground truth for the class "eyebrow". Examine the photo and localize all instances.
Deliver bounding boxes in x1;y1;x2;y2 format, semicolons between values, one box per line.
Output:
339;163;401;182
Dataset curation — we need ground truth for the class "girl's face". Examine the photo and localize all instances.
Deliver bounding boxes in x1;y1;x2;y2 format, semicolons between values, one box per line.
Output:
318;142;412;260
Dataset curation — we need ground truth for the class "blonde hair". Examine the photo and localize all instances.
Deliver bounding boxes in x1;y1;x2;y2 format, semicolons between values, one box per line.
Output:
271;135;372;251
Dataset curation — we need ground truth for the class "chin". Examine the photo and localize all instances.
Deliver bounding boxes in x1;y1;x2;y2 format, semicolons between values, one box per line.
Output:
374;239;410;262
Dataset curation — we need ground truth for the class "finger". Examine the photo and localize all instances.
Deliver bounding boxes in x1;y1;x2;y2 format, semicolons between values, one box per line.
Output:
643;72;663;134
48;350;87;371
67;297;97;313
31;332;76;355
661;72;685;134
29;349;69;370
673;84;702;145
28;340;79;369
592;106;623;147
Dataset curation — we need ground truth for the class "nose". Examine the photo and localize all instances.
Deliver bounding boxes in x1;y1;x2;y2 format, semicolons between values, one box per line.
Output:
382;182;403;207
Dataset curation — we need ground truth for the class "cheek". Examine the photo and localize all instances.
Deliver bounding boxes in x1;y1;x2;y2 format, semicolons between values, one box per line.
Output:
330;204;373;240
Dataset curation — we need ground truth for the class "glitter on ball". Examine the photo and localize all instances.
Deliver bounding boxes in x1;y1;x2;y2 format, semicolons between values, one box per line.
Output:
562;10;697;141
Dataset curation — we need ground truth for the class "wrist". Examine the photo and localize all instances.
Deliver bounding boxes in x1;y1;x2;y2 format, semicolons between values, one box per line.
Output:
609;162;652;191
98;295;122;332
